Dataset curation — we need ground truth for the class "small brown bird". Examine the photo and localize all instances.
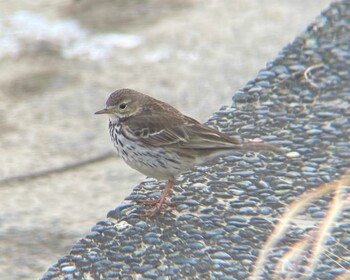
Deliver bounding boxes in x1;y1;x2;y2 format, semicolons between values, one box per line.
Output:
95;88;277;216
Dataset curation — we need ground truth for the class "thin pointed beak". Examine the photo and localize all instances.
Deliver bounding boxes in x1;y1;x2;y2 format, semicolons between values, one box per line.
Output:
95;108;112;115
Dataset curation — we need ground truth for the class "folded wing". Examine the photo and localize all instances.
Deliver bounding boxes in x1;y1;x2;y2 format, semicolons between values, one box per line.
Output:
122;112;242;150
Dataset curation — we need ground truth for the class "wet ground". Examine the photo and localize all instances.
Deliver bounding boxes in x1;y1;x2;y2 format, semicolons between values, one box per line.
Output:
0;0;333;278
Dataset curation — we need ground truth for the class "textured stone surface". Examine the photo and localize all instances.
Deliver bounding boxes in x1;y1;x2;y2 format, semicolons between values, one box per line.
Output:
41;2;350;279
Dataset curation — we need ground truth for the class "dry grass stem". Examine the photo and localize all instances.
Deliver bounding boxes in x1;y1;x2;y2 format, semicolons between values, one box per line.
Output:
251;171;350;280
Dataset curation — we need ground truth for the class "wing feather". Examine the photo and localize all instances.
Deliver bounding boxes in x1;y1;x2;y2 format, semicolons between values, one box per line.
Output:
122;110;241;150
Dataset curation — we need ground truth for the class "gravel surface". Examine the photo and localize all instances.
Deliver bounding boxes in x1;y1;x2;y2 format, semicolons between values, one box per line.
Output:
41;1;350;278
0;1;335;279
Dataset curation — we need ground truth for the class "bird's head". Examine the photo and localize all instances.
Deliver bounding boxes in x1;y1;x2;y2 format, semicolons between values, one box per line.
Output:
95;88;143;124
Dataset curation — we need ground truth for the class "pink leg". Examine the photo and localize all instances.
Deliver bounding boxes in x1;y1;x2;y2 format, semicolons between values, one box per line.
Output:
138;179;175;217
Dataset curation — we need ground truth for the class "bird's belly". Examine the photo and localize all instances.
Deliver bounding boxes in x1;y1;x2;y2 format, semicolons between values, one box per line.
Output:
110;126;183;180
123;145;182;180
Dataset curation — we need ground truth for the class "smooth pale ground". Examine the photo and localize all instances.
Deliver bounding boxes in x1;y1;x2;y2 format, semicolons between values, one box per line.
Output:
0;0;333;278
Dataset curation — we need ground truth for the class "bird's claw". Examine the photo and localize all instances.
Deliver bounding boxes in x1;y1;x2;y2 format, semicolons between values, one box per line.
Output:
137;198;176;207
138;206;173;217
136;198;176;217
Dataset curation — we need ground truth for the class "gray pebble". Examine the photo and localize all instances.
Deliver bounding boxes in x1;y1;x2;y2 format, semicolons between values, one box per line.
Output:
61;266;76;273
211;252;231;259
143;268;159;278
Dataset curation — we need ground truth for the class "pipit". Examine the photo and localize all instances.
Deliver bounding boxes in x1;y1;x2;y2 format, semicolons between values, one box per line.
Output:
95;88;278;216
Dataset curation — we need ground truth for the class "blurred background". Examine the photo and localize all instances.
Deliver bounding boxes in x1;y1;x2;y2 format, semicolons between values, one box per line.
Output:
0;0;333;278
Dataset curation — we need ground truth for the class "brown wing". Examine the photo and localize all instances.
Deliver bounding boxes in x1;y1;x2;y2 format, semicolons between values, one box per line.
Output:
122;110;242;150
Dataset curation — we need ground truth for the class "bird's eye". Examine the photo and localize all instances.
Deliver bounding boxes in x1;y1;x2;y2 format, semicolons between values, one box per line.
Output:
119;103;127;109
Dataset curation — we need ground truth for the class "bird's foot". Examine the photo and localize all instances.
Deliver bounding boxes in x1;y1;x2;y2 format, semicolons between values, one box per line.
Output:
138;206;173;217
137;198;176;207
136;179;176;217
136;198;176;217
